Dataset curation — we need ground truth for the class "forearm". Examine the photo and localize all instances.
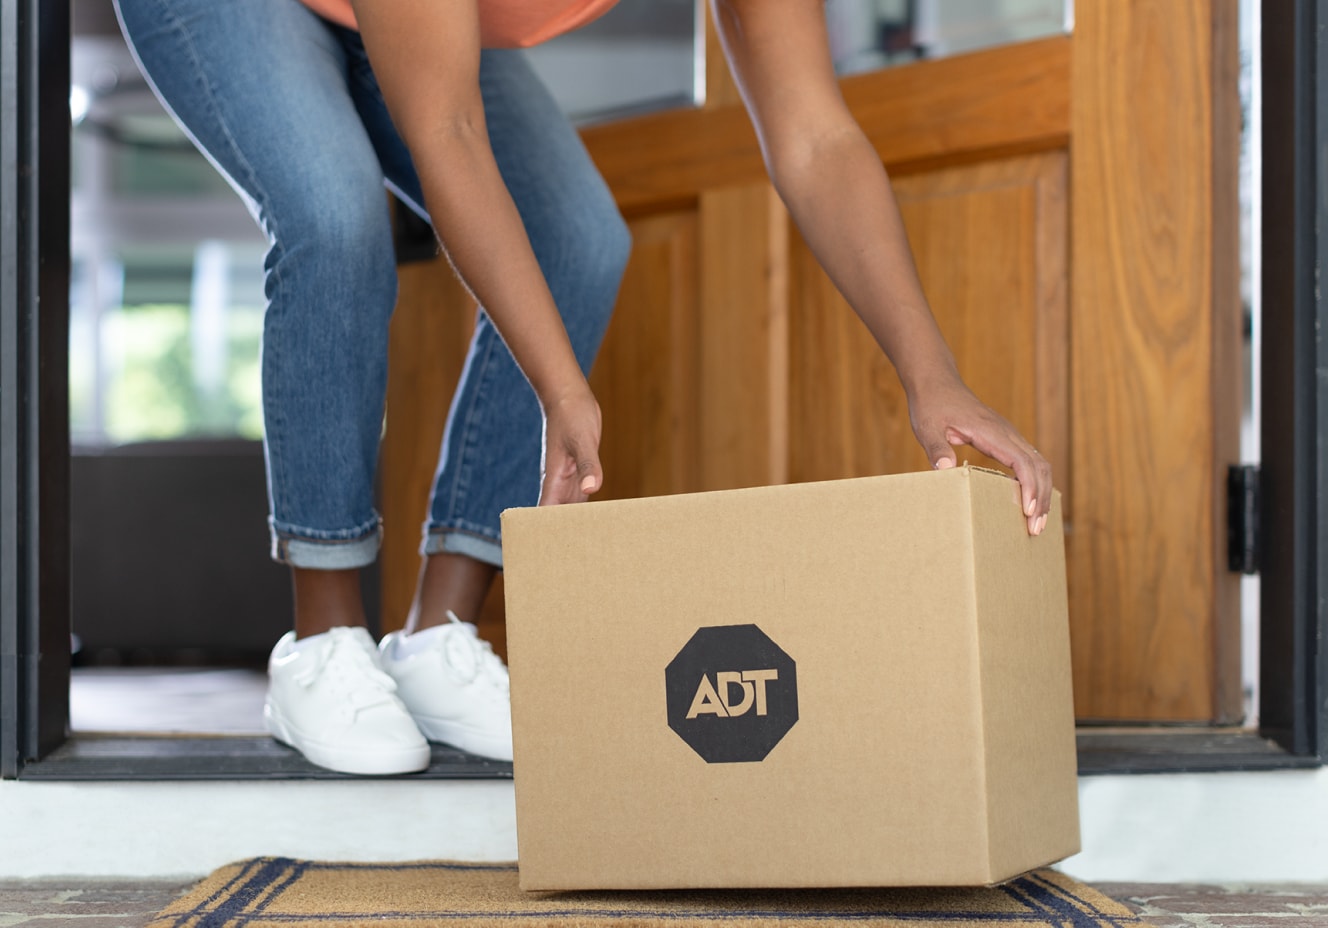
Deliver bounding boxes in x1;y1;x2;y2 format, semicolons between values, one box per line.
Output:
410;124;585;405
409;123;602;499
350;0;587;410
770;130;959;396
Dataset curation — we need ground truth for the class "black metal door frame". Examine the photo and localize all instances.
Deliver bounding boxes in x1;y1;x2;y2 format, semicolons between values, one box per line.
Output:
0;0;70;778
1260;0;1327;761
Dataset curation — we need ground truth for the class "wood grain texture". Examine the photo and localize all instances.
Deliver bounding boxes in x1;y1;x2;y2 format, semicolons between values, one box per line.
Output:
788;153;1068;493
591;209;702;501
698;184;789;490
380;255;477;636
701;0;741;109
1070;0;1236;721
581;36;1070;212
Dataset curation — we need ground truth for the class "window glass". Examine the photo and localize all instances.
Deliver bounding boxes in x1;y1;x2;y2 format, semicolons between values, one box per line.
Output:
825;0;1071;76
70;36;268;446
523;0;698;125
69;242;266;445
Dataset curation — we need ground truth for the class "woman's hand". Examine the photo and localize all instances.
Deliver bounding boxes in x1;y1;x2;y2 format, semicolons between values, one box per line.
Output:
907;374;1052;535
538;386;604;506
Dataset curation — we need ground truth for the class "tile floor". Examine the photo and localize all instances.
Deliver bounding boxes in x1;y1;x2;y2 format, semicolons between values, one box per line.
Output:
1;879;1326;927
0;880;190;927
1100;884;1328;927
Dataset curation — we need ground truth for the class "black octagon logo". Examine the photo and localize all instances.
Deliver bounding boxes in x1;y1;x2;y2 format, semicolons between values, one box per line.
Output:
665;624;798;764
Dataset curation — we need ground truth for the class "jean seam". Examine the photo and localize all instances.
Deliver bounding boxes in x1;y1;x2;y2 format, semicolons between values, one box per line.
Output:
276;531;380;569
427;520;502;543
441;325;499;528
346;34;388;111
271;513;381;543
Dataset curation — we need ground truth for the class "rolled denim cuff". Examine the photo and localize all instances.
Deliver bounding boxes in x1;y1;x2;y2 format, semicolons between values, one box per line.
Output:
423;527;503;570
270;517;381;569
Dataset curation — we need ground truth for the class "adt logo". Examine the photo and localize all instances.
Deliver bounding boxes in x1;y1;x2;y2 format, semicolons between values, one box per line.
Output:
665;624;798;764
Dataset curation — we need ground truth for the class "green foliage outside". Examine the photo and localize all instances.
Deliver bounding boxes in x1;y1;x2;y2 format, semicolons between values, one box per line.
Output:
72;303;264;443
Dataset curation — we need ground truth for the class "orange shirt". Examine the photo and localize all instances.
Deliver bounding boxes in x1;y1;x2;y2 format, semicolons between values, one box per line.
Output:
298;0;619;48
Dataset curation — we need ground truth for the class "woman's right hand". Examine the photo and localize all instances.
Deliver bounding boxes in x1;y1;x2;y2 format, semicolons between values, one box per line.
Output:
538;385;604;506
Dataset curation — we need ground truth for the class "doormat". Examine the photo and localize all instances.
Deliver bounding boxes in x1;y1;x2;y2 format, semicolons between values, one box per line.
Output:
147;858;1151;928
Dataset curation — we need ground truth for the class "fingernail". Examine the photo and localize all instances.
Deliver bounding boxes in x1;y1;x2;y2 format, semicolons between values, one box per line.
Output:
935;458;954;470
1036;514;1047;535
1025;498;1037;517
580;476;596;492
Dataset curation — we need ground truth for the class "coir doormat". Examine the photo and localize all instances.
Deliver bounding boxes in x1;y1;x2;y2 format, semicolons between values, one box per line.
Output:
148;858;1149;928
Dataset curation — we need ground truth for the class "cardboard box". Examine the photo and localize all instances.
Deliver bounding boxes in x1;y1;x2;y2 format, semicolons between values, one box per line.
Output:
501;465;1079;890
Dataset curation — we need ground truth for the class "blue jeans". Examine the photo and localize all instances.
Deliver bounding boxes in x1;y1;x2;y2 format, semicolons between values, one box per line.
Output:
114;0;629;570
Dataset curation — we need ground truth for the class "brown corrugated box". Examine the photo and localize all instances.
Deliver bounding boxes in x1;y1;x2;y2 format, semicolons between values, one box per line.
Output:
501;465;1080;890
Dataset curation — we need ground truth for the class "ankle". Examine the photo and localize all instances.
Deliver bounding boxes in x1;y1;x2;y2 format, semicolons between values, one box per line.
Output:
407;609;465;635
292;622;367;642
406;553;496;634
291;567;368;638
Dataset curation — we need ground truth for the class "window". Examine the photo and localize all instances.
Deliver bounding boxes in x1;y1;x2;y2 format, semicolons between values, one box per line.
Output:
523;0;698;124
70;36;267;446
825;0;1070;75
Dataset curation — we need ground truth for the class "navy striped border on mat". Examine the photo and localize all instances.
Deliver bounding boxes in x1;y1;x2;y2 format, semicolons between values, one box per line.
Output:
149;858;1147;928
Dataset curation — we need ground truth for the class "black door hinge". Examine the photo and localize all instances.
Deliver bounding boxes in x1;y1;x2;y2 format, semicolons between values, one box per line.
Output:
1227;464;1260;574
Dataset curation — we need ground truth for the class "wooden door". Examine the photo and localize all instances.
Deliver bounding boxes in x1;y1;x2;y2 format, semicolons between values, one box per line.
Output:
789;152;1068;489
380;1;1242;724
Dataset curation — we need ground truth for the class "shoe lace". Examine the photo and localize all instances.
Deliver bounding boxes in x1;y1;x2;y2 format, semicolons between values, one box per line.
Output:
439;612;510;692
294;628;400;716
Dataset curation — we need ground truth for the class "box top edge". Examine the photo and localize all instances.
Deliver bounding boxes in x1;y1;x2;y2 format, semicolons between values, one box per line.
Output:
501;464;1021;523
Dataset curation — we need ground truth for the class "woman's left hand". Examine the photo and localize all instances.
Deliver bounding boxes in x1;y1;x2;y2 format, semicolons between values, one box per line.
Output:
907;375;1052;535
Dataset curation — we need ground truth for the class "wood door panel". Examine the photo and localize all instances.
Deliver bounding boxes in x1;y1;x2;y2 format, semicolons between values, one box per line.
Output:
789;153;1068;489
1070;0;1240;722
698;184;789;491
591;209;702;502
582;36;1071;211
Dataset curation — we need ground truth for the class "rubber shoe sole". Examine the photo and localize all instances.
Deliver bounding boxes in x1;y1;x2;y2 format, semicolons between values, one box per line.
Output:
264;702;431;775
412;714;512;762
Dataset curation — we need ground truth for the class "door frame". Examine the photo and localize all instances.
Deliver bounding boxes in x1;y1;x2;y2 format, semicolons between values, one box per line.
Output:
0;0;70;777
1259;0;1328;760
2;0;1324;777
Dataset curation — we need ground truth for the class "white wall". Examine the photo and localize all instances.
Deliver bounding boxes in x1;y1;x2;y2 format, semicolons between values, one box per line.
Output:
0;779;516;880
2;769;1324;881
1063;767;1328;883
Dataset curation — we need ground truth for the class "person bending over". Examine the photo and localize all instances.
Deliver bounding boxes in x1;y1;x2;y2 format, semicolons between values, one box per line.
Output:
114;0;1050;776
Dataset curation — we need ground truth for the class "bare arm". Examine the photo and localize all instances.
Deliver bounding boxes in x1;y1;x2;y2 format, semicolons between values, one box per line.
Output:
350;0;601;503
711;0;1051;533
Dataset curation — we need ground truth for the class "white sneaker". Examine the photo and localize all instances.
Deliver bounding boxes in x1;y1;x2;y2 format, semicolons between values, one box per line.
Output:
379;612;513;761
264;626;430;775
